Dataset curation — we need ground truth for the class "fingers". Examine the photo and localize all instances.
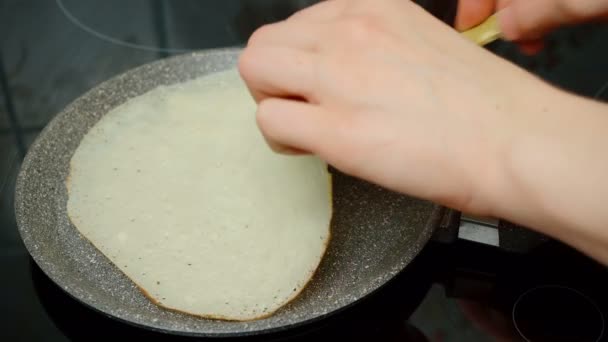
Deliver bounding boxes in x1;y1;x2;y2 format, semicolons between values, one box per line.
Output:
456;0;497;30
499;0;608;41
256;98;333;155
242;5;327;103
247;20;324;51
453;0;545;55
496;0;513;10
238;46;317;103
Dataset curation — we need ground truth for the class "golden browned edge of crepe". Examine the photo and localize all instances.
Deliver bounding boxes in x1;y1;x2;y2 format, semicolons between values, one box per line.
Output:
64;163;334;322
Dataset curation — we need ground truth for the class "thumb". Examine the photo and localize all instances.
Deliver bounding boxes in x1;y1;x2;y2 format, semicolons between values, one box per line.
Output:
455;0;497;30
256;98;333;156
499;0;608;40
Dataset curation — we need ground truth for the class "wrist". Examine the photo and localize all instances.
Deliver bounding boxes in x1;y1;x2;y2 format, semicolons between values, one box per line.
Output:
491;87;608;238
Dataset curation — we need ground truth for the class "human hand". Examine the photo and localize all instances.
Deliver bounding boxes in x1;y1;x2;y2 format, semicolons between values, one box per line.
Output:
238;0;558;215
457;0;608;54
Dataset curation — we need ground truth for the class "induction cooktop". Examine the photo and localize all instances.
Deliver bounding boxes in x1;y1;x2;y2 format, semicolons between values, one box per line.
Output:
1;1;608;341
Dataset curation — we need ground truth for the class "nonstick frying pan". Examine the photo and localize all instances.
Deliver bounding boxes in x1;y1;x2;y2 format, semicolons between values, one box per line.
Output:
14;47;444;337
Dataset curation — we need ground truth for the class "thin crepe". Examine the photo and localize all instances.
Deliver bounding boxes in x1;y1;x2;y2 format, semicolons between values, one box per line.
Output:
66;69;332;321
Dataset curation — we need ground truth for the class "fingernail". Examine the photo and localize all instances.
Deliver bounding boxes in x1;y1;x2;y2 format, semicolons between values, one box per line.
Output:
497;7;520;41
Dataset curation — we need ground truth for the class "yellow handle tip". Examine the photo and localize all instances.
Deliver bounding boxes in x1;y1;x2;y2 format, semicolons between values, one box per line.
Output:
460;14;502;46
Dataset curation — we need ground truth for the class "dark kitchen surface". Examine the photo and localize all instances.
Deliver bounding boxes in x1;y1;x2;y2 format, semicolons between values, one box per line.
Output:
2;1;608;341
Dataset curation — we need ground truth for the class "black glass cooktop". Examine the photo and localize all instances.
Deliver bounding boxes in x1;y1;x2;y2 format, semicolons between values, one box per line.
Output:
2;1;608;341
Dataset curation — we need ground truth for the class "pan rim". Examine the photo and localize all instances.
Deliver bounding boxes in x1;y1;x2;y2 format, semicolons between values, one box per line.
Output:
14;46;441;337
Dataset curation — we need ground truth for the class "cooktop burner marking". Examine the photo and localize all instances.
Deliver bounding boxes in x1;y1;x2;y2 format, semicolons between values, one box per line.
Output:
512;285;605;342
594;80;608;100
56;0;190;53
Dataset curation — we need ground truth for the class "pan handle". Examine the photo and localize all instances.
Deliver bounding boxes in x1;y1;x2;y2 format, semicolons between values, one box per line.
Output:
432;208;550;254
431;209;502;246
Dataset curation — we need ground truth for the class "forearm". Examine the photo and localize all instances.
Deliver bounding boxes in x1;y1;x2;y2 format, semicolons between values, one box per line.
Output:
493;89;608;264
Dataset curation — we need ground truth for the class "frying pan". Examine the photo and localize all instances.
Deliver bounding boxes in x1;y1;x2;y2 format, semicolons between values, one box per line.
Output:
14;48;443;337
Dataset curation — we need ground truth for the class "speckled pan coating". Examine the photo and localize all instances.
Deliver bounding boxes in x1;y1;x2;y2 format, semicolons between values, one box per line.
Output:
14;48;441;337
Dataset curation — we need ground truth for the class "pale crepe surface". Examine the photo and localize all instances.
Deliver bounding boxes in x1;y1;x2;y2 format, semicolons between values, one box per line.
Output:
66;69;332;321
